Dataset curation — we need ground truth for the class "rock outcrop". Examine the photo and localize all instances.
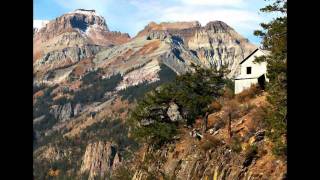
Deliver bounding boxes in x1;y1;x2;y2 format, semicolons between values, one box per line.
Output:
36;145;71;162
50;103;73;122
80;141;120;180
167;102;183;122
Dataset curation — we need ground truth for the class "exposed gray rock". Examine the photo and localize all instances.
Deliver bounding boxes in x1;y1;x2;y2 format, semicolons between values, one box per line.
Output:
59;103;73;121
146;30;169;40
80;141;120;180
36;45;101;68
140;119;155;126
50;103;73;122
73;103;83;116
167;102;183;122
38;145;71;162
33;115;46;125
204;21;233;33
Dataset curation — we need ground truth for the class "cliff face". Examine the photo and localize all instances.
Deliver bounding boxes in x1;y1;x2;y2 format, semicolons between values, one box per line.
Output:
135;21;256;78
80;141;120;180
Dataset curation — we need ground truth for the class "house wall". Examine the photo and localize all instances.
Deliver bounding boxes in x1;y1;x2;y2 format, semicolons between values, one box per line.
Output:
238;50;268;80
234;49;270;94
235;78;258;94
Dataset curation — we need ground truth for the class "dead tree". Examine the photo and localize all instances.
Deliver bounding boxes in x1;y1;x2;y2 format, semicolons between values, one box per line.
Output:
223;100;240;143
228;113;232;141
202;112;209;133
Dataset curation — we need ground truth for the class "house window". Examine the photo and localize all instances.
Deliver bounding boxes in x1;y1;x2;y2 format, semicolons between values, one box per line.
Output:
246;67;252;74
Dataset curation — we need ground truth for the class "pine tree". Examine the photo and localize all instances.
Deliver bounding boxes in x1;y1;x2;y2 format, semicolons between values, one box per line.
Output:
254;0;287;157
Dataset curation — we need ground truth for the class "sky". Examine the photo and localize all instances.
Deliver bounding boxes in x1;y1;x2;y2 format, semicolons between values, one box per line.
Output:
34;0;279;45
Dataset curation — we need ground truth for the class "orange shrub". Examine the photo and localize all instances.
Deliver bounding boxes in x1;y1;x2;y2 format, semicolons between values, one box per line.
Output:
235;85;261;103
199;136;221;152
223;87;234;99
210;101;222;111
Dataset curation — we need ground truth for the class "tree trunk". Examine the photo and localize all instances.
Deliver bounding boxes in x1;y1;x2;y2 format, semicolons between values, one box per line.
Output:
228;113;232;141
202;112;209;133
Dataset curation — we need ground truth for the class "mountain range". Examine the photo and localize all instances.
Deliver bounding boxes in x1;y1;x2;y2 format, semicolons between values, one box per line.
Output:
32;9;286;180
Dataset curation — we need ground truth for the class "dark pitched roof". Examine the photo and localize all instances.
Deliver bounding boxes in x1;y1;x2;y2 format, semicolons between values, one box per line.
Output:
239;48;259;64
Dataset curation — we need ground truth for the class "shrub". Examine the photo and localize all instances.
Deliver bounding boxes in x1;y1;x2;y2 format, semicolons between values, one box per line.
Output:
244;144;258;159
132;121;177;148
248;107;267;132
272;137;287;158
263;105;287;158
222;99;241;119
235;85;261;103
210;101;222;111
230;135;242;153
225;79;235;94
223;87;234;99
118;108;125;113
200;136;221;152
111;166;133;180
242;144;258;167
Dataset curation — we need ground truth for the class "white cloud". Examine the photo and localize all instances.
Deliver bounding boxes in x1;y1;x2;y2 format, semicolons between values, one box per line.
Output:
161;7;262;30
179;0;245;7
54;0;110;15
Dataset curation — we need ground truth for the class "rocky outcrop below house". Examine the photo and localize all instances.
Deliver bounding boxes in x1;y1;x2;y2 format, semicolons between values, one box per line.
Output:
80;141;121;180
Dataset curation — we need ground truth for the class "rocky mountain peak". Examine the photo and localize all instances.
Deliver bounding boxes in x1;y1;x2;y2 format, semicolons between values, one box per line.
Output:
204;21;233;32
136;21;201;38
65;9;109;32
35;9;109;40
157;21;201;30
33;9;130;72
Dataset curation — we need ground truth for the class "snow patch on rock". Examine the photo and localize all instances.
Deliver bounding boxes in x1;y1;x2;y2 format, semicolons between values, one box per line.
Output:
33;20;49;30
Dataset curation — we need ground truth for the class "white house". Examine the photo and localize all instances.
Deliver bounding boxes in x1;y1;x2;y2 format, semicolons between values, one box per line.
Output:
234;48;269;94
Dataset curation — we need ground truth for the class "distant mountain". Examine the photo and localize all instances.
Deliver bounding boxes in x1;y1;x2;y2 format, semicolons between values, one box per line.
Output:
33;9;130;78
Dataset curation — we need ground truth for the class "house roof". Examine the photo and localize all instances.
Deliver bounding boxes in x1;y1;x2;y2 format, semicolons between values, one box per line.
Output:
239;48;258;64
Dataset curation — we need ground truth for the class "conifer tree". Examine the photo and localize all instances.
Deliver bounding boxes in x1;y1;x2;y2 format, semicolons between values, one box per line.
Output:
254;0;287;157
